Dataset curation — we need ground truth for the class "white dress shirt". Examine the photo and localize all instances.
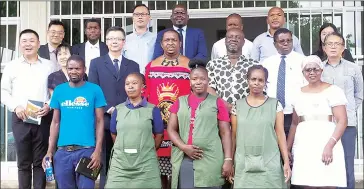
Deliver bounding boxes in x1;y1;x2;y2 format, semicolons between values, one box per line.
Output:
1;56;56;112
211;37;254;60
85;41;101;74
173;25;187;55
262;51;307;114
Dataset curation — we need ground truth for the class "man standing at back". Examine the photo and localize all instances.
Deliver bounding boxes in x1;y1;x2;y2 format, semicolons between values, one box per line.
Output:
124;4;156;74
153;4;207;61
252;7;303;62
72;18;109;75
211;13;253;60
88;26;140;189
262;28;306;138
1;29;56;189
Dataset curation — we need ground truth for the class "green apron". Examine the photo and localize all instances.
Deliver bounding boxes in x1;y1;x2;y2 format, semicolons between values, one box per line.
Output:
171;94;225;189
233;97;286;188
105;102;161;188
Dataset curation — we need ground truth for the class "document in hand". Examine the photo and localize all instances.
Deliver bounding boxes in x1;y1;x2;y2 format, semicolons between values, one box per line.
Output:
75;157;103;181
24;100;43;125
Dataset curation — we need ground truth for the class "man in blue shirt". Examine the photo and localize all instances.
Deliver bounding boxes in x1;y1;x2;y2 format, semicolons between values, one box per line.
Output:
42;55;106;189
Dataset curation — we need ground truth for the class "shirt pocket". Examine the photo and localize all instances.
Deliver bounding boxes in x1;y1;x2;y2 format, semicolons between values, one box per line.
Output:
342;68;355;91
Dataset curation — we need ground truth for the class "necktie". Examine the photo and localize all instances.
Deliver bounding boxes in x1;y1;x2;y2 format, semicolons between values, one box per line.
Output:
277;55;286;108
177;28;184;55
113;59;119;73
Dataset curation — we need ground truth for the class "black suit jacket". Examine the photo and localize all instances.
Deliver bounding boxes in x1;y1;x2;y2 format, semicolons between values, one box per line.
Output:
71;42;109;61
88;54;140;119
38;44;51;60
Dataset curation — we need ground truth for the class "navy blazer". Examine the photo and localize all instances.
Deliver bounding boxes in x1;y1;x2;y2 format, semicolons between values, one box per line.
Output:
38;44;51;60
152;27;207;61
88;54;140;115
71;41;109;60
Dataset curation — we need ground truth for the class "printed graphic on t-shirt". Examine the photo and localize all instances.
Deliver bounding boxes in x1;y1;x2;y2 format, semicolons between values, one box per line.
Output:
61;96;90;109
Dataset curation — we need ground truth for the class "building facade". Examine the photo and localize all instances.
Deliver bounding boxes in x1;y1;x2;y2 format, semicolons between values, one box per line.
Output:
1;0;363;180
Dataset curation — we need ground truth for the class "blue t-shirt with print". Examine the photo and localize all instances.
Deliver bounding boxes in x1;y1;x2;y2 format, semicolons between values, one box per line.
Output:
50;82;106;147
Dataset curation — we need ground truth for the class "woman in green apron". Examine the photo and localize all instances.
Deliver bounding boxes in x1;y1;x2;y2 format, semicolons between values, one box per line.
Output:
105;73;164;188
230;65;291;188
167;59;234;189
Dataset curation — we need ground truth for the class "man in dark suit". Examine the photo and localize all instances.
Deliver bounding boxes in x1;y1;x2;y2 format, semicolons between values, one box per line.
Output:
152;4;207;61
39;20;65;70
88;26;140;189
72;18;109;75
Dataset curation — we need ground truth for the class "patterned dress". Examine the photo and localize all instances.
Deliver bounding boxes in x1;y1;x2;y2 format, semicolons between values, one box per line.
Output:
145;62;191;176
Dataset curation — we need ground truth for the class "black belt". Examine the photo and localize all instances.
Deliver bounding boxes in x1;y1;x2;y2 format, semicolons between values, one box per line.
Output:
58;145;92;152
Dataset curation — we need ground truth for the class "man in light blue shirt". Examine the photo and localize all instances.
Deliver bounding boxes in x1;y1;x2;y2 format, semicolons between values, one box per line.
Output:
252;7;303;62
124;4;156;74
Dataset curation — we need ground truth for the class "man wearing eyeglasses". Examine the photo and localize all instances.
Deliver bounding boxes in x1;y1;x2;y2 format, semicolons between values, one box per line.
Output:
88;26;140;189
123;4;156;74
39;20;65;70
262;28;306;138
72;18;109;75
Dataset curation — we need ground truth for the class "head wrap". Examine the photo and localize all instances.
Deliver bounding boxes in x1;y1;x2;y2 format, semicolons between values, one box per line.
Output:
301;55;324;70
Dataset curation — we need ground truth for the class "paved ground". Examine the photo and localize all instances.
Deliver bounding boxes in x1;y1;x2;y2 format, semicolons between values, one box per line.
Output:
1;180;363;188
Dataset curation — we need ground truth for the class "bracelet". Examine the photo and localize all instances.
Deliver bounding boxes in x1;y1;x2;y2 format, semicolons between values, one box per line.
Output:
330;136;338;143
224;157;233;161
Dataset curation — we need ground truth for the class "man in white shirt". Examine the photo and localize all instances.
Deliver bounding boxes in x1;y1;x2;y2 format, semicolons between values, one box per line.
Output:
124;4;156;74
262;28;306;137
72;18;109;75
211;13;253;60
1;29;56;189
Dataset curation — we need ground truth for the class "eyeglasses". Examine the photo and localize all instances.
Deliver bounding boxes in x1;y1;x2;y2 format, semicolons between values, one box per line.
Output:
276;39;293;45
133;13;150;17
49;30;64;36
173;11;187;15
324;42;344;48
303;68;322;73
106;37;125;42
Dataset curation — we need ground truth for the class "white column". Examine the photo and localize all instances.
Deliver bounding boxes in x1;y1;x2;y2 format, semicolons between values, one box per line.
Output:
20;1;49;44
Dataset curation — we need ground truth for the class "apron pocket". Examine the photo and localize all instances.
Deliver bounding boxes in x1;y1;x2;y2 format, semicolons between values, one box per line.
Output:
244;155;265;172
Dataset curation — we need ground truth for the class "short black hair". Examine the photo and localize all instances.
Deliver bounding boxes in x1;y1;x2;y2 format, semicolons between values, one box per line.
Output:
67;55;85;68
126;72;146;85
324;32;345;44
55;43;71;59
189;59;208;73
247;65;269;82
132;4;150;14
105;26;126;38
85;18;101;29
227;13;242;22
273;28;292;42
162;29;182;41
48;20;65;30
19;29;39;40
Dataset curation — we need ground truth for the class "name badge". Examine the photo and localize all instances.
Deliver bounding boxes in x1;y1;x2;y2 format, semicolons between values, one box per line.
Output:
124;149;137;154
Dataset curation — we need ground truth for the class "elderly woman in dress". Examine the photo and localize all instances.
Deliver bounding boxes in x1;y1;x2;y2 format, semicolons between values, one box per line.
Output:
287;55;348;188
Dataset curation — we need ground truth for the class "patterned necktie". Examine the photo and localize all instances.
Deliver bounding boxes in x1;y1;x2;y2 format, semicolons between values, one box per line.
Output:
113;59;119;73
277;55;286;108
177;28;184;55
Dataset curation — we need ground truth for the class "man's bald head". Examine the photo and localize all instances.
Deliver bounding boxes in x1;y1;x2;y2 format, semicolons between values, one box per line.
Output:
226;13;243;31
267;7;285;29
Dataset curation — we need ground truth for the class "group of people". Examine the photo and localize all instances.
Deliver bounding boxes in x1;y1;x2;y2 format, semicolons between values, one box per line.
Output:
0;3;363;189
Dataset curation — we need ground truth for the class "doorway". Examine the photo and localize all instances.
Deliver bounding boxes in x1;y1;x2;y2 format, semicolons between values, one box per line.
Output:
156;17;267;59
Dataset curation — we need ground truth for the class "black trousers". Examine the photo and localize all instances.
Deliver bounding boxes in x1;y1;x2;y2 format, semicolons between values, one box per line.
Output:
284;114;293;138
12;112;52;189
99;114;113;189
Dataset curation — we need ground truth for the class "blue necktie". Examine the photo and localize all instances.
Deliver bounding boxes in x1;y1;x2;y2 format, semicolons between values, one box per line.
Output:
277;55;286;108
113;59;119;73
177;28;184;55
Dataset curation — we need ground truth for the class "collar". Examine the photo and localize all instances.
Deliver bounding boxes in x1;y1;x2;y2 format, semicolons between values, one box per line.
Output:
133;28;150;37
48;43;57;53
20;55;43;64
279;50;293;58
86;41;99;49
125;97;148;108
265;30;274;38
108;53;123;63
173;25;187;32
324;58;343;67
221;54;247;62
